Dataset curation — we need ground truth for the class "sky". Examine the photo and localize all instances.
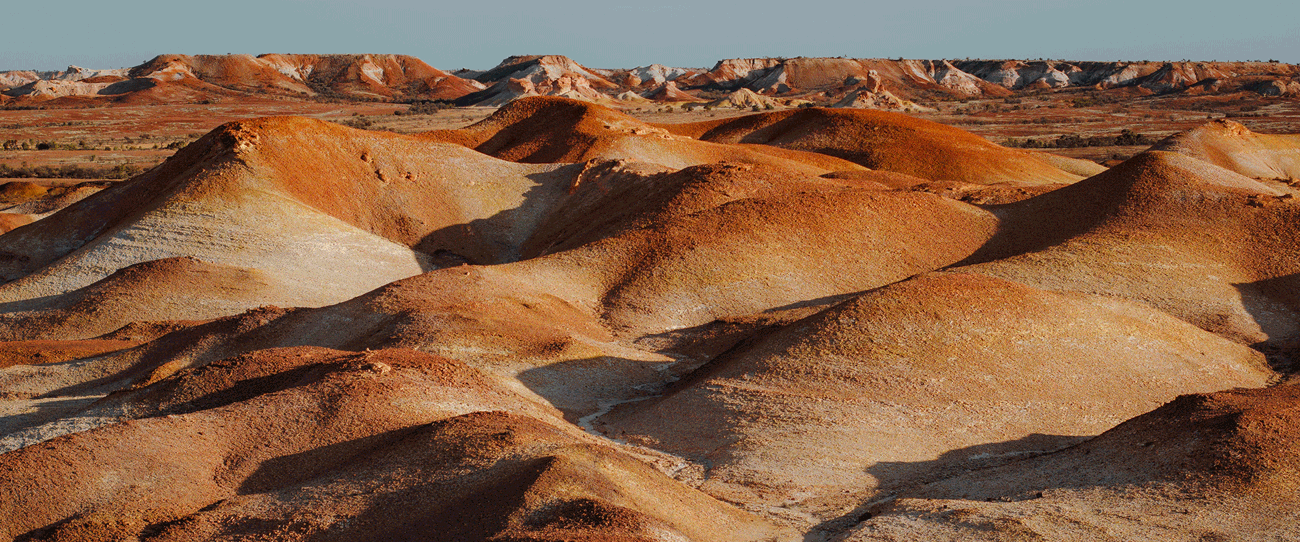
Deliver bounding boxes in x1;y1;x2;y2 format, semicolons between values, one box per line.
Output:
3;0;1298;71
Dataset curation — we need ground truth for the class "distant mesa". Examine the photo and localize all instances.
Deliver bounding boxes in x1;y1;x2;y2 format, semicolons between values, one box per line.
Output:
4;54;1297;108
842;384;1300;540
1;54;486;105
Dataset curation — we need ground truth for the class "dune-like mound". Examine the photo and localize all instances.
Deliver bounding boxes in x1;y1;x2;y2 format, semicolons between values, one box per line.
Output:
455;75;611;106
0;182;111;238
604;273;1270;522
1026;150;1109;177
520;160;882;258
452;77;540;106
0;182;109;223
957;149;1300;349
424;96;866;172
0;257;294;341
0;181;47;204
663;107;1087;185
615;89;651;103
831;88;930;112
0;164;1000;429
0;213;34;234
139;411;784;542
923;384;1300;500
0;347;785;541
845;385;1300;540
0;117;597;338
1152;119;1300;180
818;169;930;189
570;187;998;334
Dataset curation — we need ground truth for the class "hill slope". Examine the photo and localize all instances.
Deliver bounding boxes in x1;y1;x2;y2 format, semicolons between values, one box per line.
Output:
0;116;585;339
664;107;1093;184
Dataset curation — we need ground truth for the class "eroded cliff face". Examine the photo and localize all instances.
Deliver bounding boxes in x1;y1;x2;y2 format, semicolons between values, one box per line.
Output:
691;57;1299;98
948;60;1280;93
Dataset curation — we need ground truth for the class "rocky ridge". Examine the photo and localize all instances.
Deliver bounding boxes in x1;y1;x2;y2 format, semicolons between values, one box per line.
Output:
4;55;1297;109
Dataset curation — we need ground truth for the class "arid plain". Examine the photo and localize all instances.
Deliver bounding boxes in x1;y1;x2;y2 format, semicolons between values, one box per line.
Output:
2;54;1300;541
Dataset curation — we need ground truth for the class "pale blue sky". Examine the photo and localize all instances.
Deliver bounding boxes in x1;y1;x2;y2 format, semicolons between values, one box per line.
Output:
3;0;1297;71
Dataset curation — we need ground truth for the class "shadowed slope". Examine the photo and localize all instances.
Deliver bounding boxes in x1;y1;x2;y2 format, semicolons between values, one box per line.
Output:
604;273;1270;524
923;384;1300;500
0;183;107;217
146;412;784;542
0;117;591;338
519;161;888;259
846;385;1300;541
0;347;786;541
1153;119;1300;180
956;148;1300;348
0;257;288;341
0;339;139;370
0;175;1000;432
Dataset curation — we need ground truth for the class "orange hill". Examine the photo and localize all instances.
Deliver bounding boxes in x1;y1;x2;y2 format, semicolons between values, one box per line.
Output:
662;107;1098;184
606;272;1269;520
848;385;1300;540
956;147;1300;350
4;99;1300;541
423;96;867;173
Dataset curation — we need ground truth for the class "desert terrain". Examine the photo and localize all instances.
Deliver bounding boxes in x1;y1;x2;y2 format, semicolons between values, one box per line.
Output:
2;53;1300;541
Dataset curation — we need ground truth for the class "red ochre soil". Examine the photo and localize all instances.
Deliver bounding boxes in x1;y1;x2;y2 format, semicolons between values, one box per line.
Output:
3;96;1300;541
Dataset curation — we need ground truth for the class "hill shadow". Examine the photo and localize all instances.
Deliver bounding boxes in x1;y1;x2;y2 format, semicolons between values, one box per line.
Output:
514;353;696;426
237;425;421;495
414;167;580;267
235;417;552;542
1234;274;1300;374
947;178;1120;269
806;433;1088;539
